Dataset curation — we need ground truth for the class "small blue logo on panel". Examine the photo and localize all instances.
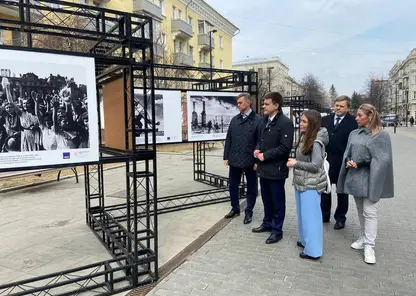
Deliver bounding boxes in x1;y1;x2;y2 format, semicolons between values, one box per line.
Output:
63;152;70;159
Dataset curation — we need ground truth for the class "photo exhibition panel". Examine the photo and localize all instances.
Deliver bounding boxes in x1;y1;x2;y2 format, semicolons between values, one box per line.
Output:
187;91;241;142
0;48;99;170
134;89;182;145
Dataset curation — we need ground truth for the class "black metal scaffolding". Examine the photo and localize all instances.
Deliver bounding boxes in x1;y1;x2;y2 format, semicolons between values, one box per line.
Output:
0;0;158;295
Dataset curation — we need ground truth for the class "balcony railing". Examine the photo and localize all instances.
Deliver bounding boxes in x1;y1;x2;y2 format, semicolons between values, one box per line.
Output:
198;33;214;49
173;52;193;66
171;19;193;39
133;0;163;20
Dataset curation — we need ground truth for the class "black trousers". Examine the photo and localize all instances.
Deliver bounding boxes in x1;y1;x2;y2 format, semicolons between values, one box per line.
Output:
229;166;258;216
260;178;286;236
321;189;349;223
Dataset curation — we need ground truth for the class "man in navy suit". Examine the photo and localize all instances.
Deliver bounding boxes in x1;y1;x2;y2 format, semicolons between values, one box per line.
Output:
321;95;358;230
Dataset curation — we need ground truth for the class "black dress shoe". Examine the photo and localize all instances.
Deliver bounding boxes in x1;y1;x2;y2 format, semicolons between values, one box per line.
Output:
224;210;240;219
243;215;252;224
299;252;320;260
252;225;271;233
266;233;282;244
297;241;304;248
334;221;345;230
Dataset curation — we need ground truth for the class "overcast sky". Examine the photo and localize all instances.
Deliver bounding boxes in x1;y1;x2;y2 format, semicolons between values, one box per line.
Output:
206;0;416;96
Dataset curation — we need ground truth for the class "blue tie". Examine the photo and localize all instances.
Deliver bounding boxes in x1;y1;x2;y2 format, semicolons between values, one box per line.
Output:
335;117;341;128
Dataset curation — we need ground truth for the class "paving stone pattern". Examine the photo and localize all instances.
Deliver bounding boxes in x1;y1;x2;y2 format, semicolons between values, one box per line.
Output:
148;130;416;296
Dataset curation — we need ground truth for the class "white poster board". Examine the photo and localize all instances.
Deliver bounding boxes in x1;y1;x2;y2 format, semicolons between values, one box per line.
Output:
187;91;240;142
282;106;291;119
0;48;99;170
134;89;182;144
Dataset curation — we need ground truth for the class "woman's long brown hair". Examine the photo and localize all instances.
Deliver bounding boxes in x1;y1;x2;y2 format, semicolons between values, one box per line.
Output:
300;110;322;154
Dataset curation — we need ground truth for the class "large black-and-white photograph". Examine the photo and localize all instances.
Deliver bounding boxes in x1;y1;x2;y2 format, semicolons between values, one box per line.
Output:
0;49;99;170
134;89;182;144
187;91;240;141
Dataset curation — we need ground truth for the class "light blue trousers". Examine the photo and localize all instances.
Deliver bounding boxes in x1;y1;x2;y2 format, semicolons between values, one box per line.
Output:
295;189;323;258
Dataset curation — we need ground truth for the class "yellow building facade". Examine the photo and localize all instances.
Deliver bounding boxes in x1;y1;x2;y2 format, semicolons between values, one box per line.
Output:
0;0;238;70
132;0;238;69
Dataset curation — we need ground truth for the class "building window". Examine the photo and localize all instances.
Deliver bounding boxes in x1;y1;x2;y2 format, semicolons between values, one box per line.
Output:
198;20;205;34
158;0;165;15
258;68;263;78
178;9;182;20
172;6;176;19
414;91;416;99
174;40;184;53
189;45;194;57
220;59;223;69
188;16;193;27
211;56;214;67
219;36;223;48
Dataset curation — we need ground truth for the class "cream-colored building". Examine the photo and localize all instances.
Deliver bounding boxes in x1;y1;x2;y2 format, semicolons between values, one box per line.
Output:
285;75;302;96
232;57;301;97
0;0;239;70
388;48;416;119
131;0;238;69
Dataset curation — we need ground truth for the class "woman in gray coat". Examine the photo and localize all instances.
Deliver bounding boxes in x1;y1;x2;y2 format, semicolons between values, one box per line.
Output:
337;103;394;265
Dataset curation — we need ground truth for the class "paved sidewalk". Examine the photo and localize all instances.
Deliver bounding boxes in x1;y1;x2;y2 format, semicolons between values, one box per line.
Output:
147;131;416;296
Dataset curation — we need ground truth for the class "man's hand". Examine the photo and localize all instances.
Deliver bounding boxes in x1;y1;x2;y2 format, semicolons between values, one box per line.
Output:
253;150;260;158
346;160;357;169
258;153;265;162
286;158;297;168
224;160;229;167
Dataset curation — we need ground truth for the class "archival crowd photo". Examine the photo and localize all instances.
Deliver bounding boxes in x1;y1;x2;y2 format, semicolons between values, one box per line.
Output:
187;91;240;141
0;49;98;169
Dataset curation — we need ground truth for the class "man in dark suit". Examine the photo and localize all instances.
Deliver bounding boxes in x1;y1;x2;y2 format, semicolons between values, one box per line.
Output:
223;93;263;224
252;92;294;244
321;95;358;229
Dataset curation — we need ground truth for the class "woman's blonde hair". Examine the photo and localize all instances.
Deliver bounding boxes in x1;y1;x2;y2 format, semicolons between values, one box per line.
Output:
359;103;382;136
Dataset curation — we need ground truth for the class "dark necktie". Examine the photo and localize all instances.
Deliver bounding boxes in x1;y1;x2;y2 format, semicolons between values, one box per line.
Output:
266;118;272;128
335;117;341;128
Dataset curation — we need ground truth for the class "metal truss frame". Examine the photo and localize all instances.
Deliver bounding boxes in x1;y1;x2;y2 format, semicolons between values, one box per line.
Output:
0;0;158;295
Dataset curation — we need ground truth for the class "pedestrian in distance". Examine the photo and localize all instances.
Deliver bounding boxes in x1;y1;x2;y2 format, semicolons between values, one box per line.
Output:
252;92;294;244
223;93;263;224
321;95;358;229
337;103;394;264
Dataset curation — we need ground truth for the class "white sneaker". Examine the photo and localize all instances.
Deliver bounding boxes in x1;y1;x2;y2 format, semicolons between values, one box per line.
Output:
364;245;376;264
351;237;365;250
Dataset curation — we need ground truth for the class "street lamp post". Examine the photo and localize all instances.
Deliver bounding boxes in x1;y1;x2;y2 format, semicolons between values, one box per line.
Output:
209;29;217;89
394;86;398;134
405;90;409;127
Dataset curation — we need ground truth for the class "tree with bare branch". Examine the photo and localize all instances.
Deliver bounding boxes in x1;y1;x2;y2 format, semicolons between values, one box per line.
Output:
363;73;389;113
300;73;328;107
